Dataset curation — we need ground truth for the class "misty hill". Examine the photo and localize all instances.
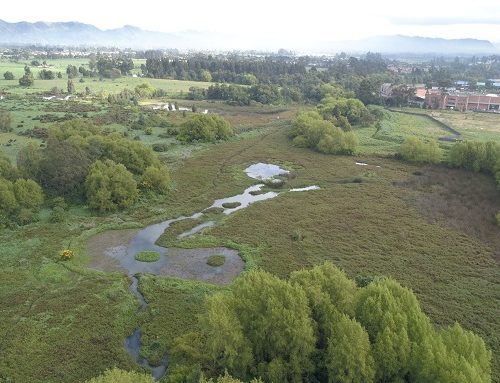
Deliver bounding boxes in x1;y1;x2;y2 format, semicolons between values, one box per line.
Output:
323;35;498;55
0;19;192;49
0;20;498;54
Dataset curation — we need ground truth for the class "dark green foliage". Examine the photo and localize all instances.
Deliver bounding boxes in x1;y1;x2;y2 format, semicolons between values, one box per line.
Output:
38;69;55;80
18;72;34;87
0;110;12;132
206;255;225;267
179;115;234;143
221;202;241;209
399;137;442;163
152;143;169;152
38;138;91;199
290;111;358;155
67;79;75;94
66;65;79;79
3;71;14;80
85;159;138;212
173;263;491;383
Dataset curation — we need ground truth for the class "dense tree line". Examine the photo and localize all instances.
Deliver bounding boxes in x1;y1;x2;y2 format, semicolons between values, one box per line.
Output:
448;140;500;189
142;55;307;84
169;263;490;383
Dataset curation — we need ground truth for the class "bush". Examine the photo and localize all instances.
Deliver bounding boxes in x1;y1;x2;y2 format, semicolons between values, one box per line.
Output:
3;71;14;80
179;115;234;143
134;251;161;262
49;206;66;223
141;165;170;195
207;255;225;267
152;143;169;152
85;368;152;383
399;137;442;163
85;159;138;212
0;111;12;132
290;111;358;155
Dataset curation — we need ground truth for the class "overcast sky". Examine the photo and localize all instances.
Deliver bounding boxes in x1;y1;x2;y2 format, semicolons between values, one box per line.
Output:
3;0;500;47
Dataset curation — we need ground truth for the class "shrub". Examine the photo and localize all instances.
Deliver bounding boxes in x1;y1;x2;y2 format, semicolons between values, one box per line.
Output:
3;71;14;80
0;111;12;132
59;249;74;261
85;159;138;212
134;251;161;262
141;165;170;195
207;255;225;267
221;202;241;209
85;368;152;383
152;143;169;152
179;115;234;143
290;111;358;155
290;229;304;241
49;206;66;223
399;137;442;163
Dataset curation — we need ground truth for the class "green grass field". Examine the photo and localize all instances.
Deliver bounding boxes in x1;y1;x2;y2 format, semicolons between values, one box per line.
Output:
0;58;211;96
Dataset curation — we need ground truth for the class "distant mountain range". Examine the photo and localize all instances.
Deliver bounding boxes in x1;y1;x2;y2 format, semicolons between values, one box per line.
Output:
322;35;498;55
0;19;498;55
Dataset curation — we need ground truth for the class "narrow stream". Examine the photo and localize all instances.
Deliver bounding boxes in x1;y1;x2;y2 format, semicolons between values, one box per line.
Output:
117;163;319;380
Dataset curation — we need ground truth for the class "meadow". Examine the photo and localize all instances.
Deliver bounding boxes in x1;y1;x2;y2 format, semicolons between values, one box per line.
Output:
0;65;499;382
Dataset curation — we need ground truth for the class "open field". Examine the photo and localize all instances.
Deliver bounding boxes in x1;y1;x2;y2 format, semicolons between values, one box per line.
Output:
0;58;212;96
399;107;500;142
354;109;456;155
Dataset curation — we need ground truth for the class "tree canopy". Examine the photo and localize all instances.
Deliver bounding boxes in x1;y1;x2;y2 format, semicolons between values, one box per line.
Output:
172;262;491;383
179;115;234;143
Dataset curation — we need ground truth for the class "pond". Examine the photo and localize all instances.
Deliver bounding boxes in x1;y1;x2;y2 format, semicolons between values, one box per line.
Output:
87;162;319;380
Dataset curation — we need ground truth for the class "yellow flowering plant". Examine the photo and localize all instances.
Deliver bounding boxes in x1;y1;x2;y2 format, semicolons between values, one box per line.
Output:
59;249;74;260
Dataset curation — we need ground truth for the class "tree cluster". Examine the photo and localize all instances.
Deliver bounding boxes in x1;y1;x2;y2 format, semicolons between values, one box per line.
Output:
16;120;170;212
172;263;491;383
290;111;358;155
0;150;44;226
448;140;500;189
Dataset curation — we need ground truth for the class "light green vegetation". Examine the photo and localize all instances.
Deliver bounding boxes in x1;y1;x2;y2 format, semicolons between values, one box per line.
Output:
206;255;226;267
354;109;455;155
175;264;491;382
398;107;500;142
134;251;161;262
0;58;212;96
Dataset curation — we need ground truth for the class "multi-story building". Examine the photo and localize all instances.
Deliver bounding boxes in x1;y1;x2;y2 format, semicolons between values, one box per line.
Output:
424;90;500;112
